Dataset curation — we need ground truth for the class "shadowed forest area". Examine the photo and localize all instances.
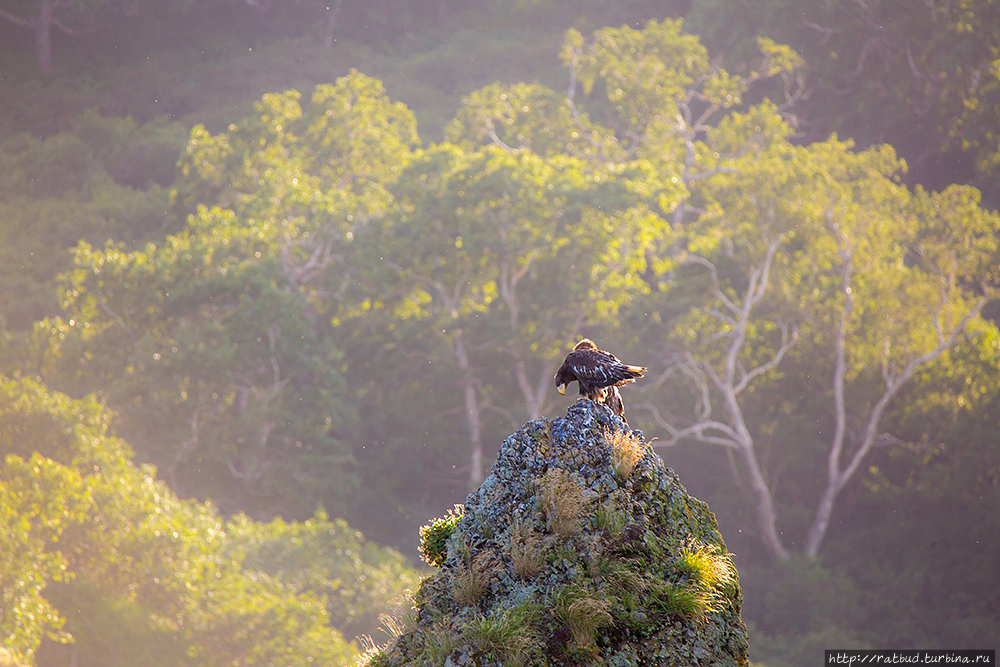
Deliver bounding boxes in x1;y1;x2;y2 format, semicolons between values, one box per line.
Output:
1;1;999;665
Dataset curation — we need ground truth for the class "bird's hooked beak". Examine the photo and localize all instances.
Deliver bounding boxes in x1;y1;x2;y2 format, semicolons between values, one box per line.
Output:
557;383;566;395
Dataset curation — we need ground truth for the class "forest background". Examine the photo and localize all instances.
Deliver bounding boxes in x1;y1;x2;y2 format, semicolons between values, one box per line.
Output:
1;0;999;665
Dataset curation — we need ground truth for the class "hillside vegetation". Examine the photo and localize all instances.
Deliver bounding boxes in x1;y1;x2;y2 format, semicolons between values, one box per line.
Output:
2;2;1000;665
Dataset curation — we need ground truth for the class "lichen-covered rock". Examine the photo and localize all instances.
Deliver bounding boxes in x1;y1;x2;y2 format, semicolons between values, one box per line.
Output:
376;400;749;667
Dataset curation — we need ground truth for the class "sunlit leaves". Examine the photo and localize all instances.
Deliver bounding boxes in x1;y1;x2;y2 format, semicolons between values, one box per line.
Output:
42;215;357;519
446;82;620;162
672;123;999;388
33;71;426;518
755;37;805;77
228;510;424;643
177;70;418;247
570;19;710;136
0;452;81;665
0;377;418;666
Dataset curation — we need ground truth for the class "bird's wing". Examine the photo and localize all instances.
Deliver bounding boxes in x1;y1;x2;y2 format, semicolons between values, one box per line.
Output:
569;349;644;388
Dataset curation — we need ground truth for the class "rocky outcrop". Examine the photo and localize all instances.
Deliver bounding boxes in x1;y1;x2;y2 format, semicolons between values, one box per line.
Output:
374;400;749;667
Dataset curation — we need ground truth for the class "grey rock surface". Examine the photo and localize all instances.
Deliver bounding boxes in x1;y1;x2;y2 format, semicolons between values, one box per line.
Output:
378;400;749;667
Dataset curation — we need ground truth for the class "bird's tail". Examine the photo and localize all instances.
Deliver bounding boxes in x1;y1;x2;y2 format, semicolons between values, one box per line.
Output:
614;365;646;385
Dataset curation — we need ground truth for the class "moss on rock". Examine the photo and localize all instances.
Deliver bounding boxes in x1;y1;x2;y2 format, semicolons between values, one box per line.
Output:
383;400;749;667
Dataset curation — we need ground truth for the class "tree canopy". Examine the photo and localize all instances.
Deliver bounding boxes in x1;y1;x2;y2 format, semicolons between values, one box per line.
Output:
0;376;420;667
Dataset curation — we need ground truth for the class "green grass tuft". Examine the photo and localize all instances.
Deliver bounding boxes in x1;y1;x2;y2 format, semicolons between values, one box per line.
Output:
418;623;458;666
653;580;706;620
467;602;542;667
675;543;737;591
594;501;626;538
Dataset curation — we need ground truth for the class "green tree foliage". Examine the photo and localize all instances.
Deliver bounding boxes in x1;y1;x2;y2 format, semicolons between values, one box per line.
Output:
741;556;869;665
174;70;419;244
3;7;1000;661
0;375;421;667
33;71;420;518
229;510;425;643
0;111;183;332
374;143;636;484
641;116;1000;558
687;0;1000;197
38;220;357;518
0;452;79;664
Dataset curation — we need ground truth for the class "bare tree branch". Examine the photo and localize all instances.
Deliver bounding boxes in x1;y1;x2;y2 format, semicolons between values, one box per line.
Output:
734;323;798;395
0;6;35;27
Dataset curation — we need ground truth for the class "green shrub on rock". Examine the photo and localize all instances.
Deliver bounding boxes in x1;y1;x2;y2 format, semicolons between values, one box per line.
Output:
418;504;465;567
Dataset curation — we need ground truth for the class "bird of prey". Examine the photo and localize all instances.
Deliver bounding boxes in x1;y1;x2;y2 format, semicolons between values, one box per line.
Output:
554;338;645;419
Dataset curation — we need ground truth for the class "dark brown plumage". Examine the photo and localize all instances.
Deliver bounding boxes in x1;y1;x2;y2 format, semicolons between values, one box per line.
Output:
554;339;645;419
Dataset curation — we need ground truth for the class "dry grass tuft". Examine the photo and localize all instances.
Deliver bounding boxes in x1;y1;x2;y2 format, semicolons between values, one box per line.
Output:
554;587;613;652
358;589;418;664
507;519;545;579
357;637;390;667
605;428;646;483
451;551;493;607
538;468;590;538
379;589;419;640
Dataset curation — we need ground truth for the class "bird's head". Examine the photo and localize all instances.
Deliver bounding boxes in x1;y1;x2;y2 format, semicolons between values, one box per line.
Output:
554;366;573;395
